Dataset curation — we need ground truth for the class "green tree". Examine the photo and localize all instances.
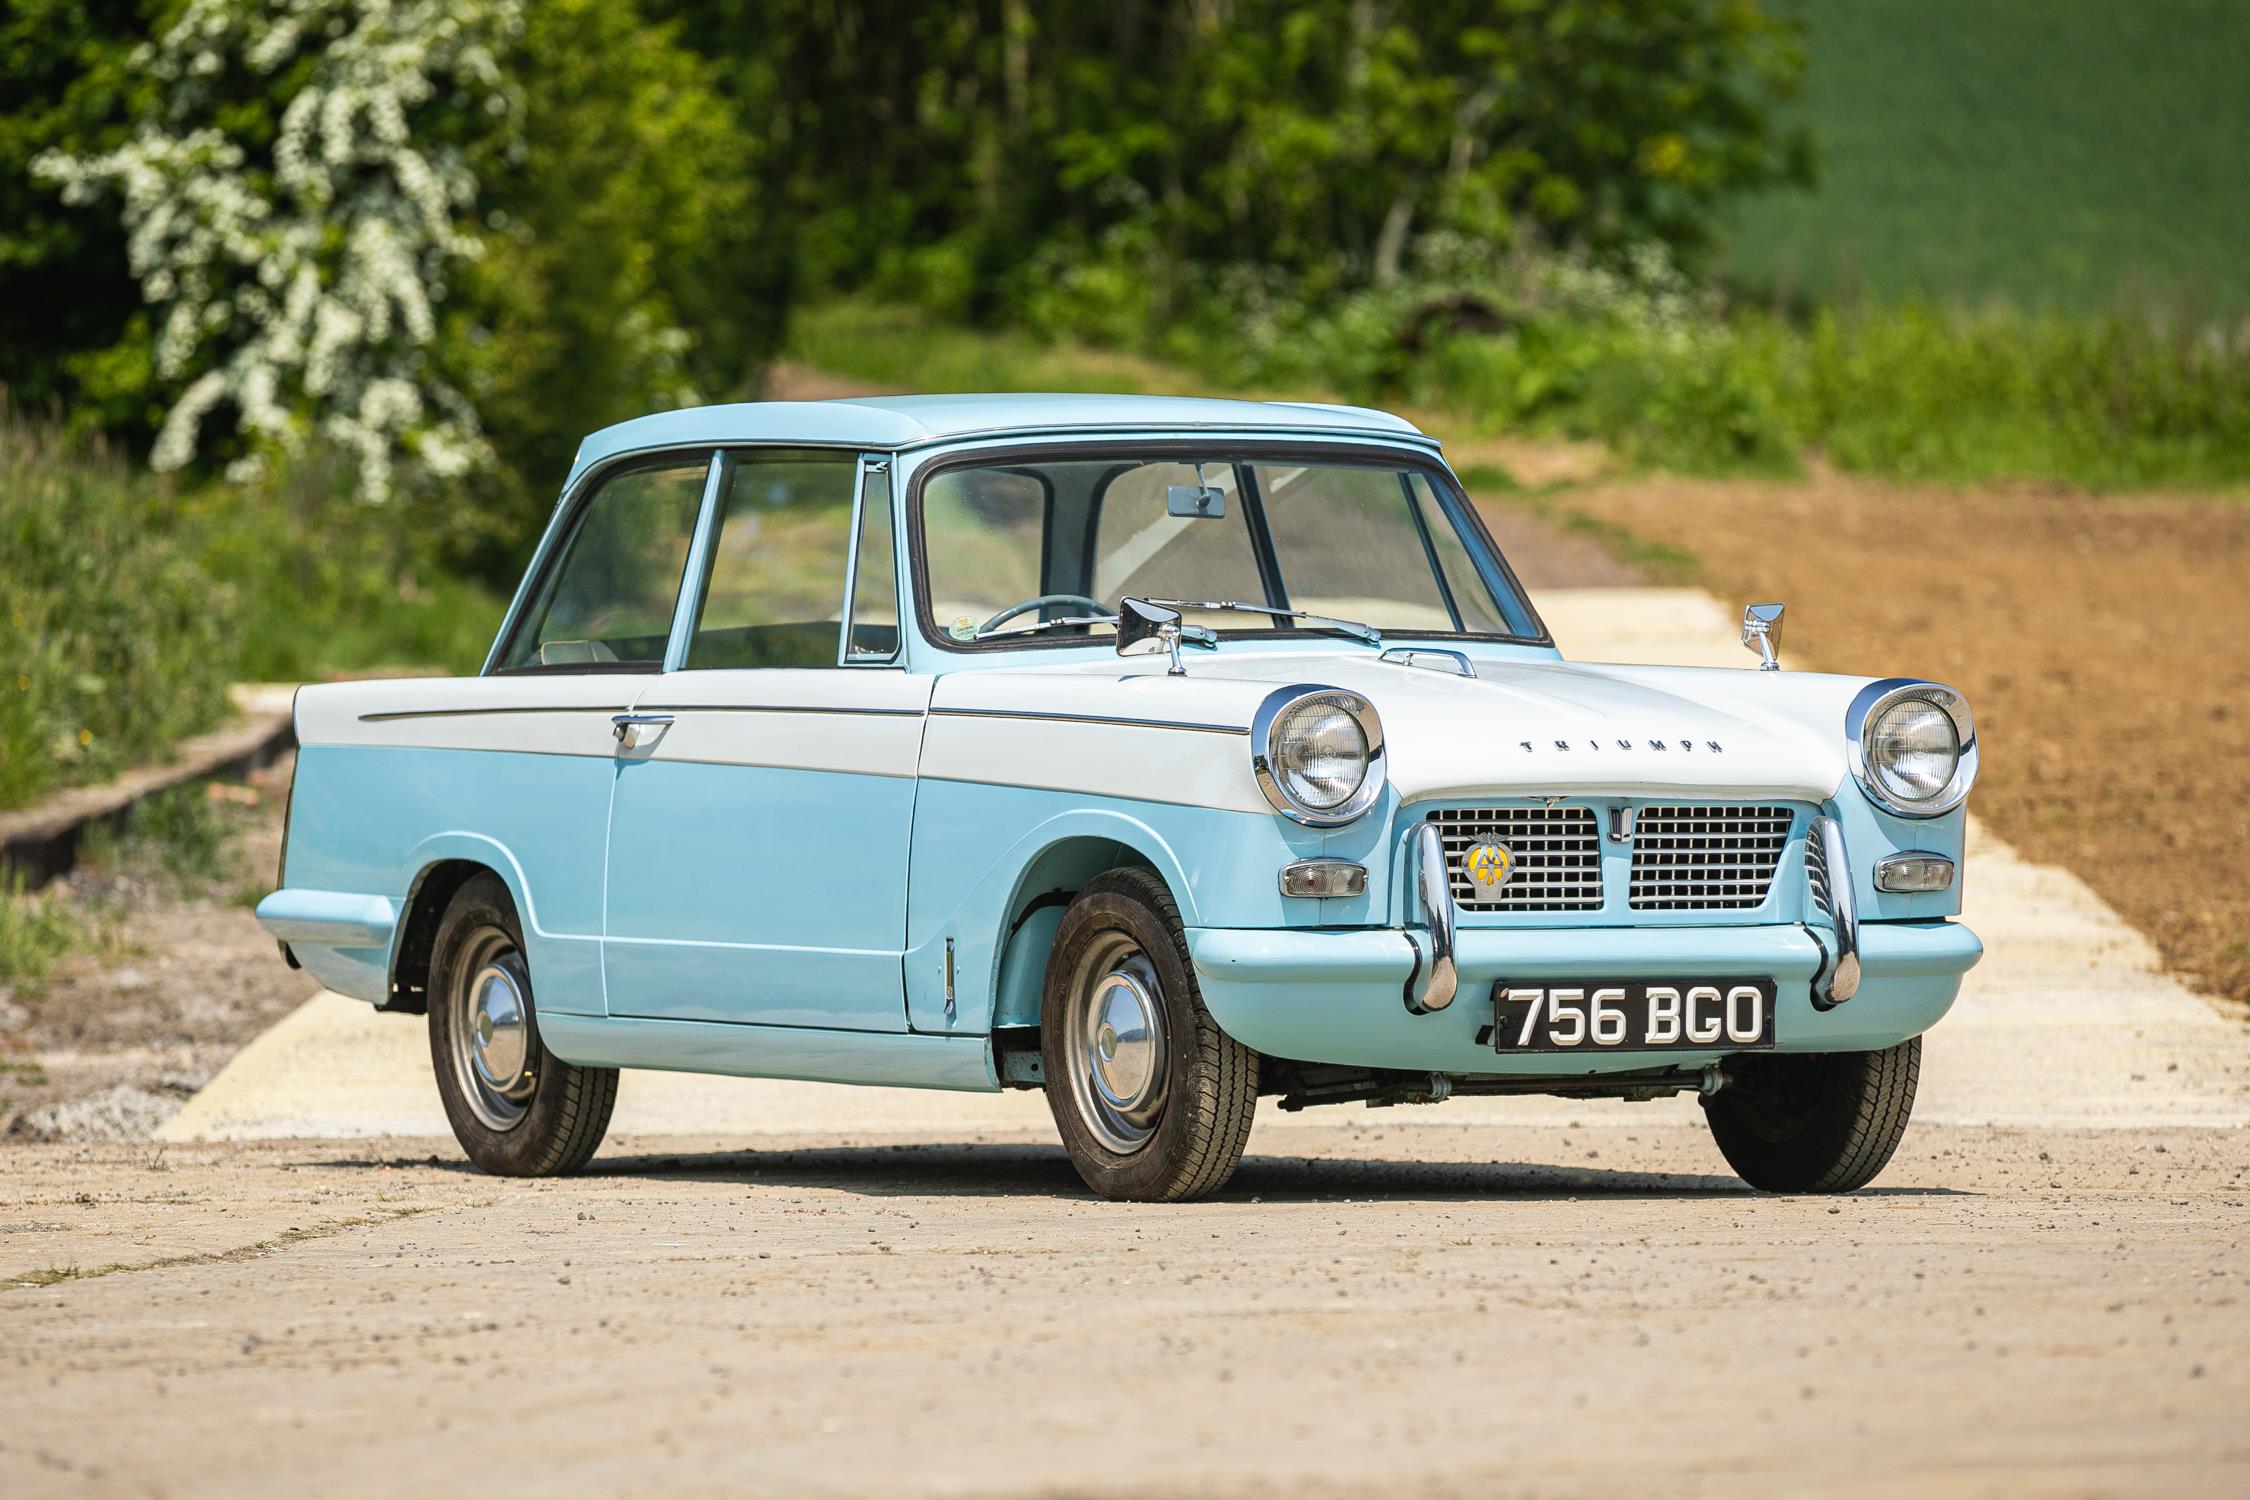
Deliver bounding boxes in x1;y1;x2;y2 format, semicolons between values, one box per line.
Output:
652;0;1810;319
0;0;152;432
464;0;781;554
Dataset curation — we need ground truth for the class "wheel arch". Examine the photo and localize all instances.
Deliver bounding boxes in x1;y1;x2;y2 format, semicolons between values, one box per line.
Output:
388;836;538;1014
988;823;1185;1031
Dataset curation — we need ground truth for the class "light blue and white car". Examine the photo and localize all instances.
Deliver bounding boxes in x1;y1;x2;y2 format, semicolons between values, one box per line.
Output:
260;395;1981;1198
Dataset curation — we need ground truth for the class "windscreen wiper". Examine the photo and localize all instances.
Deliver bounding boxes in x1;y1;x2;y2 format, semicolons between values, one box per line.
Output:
973;614;1116;641
977;612;1220;647
1136;598;1384;647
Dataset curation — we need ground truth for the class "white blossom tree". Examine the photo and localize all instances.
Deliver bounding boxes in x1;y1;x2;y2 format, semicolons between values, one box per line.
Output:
37;0;525;503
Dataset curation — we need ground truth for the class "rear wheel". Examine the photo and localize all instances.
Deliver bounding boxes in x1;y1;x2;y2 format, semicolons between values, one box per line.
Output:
428;873;617;1177
1040;869;1258;1201
1703;1038;1920;1193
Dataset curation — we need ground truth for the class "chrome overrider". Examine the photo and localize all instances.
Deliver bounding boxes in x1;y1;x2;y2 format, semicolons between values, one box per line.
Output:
1808;813;1861;1008
1403;821;1459;1014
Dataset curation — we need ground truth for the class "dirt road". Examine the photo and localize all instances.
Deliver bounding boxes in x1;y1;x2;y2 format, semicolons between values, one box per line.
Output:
5;1123;2245;1498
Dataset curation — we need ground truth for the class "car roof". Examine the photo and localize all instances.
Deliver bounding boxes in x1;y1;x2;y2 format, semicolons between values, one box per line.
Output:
568;392;1432;483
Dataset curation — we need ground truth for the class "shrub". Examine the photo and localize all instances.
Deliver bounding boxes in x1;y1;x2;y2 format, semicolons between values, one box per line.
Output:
0;411;234;810
1;406;504;813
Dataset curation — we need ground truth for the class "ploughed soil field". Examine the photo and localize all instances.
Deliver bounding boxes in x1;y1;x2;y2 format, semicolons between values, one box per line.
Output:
1475;463;2250;1013
4;1125;2246;1498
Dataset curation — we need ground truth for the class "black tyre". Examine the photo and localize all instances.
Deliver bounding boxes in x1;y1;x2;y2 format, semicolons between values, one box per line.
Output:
427;873;617;1177
1039;868;1258;1201
1703;1037;1921;1193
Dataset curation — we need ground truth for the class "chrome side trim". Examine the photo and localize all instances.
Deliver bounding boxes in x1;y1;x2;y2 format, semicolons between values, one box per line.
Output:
359;705;622;722
362;703;925;723
637;703;924;717
1808;814;1860;1008
928;706;1248;736
1403;821;1458;1014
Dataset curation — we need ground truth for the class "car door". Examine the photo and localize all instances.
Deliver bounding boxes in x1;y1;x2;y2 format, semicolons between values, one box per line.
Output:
462;451;715;1015
602;450;927;1030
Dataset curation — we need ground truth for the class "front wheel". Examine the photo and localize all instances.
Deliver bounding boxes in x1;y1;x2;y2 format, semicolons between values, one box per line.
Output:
1040;869;1258;1201
428;873;618;1177
1703;1038;1920;1193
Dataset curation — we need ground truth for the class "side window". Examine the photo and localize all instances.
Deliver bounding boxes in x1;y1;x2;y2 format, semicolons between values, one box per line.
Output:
685;450;858;669
845;466;899;662
498;457;709;672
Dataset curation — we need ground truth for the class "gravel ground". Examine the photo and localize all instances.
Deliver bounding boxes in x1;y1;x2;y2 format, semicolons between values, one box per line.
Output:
4;1122;2245;1498
0;753;317;1141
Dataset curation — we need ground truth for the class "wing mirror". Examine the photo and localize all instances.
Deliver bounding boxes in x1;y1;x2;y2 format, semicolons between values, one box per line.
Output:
1741;602;1785;671
1117;597;1187;676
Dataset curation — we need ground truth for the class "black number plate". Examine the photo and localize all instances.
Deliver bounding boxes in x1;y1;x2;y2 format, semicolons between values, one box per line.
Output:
1487;978;1776;1053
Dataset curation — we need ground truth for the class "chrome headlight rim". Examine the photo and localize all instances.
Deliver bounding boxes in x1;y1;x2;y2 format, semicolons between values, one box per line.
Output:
1846;679;1977;819
1251;684;1386;827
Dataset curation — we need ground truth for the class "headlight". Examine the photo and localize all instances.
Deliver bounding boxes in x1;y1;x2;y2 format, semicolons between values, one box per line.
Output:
1847;681;1977;817
1252;687;1385;825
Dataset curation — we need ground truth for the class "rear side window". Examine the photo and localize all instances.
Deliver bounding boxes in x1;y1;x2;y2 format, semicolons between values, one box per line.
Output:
498;458;710;672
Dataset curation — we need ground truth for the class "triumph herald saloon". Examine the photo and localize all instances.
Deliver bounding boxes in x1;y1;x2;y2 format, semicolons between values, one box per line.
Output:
259;394;1981;1199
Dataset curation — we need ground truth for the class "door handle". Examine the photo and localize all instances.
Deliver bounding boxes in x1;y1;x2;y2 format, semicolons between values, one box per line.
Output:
611;713;674;746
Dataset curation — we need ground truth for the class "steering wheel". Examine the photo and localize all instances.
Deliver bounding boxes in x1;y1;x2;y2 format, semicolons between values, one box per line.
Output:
977;594;1110;636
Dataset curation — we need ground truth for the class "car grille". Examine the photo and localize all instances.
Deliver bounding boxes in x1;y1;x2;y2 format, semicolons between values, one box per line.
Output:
1427;805;1603;912
1628;804;1793;911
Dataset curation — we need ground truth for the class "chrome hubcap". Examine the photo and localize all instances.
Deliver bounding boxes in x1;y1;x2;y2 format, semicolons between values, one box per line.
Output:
1066;934;1168;1154
448;928;536;1131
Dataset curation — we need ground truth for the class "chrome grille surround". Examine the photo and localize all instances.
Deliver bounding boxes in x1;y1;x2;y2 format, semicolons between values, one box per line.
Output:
1427;805;1603;912
1804;816;1835;921
1628;804;1793;911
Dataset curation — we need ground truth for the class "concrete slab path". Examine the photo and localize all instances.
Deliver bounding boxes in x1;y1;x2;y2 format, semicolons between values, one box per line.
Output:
158;588;2250;1144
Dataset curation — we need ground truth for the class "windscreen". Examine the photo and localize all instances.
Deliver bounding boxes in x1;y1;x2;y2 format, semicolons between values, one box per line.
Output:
917;452;1538;645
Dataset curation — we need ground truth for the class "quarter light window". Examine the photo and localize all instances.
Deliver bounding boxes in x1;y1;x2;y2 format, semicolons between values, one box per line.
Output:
685;450;859;669
498;458;709;672
846;466;900;662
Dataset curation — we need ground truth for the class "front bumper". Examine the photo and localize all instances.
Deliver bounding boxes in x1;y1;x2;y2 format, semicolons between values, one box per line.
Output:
1186;919;1981;1075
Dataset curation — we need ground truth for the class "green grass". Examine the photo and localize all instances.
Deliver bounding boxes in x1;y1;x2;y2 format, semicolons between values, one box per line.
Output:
2;411;236;809
785;301;1199;397
78;783;231;884
1725;0;2250;320
798;294;2250;491
0;879;90;987
2;409;505;813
